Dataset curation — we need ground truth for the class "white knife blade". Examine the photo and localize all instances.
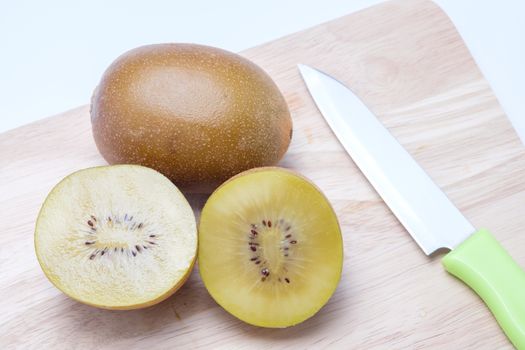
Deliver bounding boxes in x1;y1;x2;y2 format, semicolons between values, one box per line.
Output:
298;64;475;255
298;64;525;349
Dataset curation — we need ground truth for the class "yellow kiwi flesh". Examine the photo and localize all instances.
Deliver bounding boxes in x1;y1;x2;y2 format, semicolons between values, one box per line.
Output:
34;165;197;310
198;167;343;327
91;44;292;188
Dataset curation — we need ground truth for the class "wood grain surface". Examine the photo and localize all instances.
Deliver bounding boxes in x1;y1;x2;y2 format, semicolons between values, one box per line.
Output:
1;0;524;348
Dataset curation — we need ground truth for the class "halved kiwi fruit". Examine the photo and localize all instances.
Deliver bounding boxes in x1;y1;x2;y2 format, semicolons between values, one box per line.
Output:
198;167;343;327
34;165;197;310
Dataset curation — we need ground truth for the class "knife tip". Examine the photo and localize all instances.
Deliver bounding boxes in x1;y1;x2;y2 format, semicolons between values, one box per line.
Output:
297;64;316;79
297;63;308;71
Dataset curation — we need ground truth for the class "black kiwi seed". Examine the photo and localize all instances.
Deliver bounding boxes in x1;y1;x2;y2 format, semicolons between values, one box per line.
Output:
244;220;299;282
82;214;158;261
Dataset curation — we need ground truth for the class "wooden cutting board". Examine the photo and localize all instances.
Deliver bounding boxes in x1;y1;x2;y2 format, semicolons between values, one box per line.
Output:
1;0;524;348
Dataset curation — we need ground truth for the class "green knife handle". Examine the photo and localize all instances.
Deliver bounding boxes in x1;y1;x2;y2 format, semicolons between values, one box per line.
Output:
443;229;525;349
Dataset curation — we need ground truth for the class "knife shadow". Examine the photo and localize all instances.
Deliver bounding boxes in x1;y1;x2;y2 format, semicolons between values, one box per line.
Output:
428;247;451;259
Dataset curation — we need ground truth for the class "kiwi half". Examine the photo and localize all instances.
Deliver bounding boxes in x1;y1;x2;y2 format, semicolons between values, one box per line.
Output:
34;165;197;310
198;167;343;327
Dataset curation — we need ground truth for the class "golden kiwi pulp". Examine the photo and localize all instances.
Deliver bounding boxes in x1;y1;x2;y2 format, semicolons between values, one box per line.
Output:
198;167;343;327
91;43;292;188
34;165;197;310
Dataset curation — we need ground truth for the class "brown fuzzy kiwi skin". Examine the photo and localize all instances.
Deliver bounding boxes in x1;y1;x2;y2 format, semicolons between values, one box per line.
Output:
34;164;198;310
91;43;293;188
198;167;344;327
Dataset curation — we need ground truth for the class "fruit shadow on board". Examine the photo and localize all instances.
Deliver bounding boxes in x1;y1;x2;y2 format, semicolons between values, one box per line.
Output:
44;187;344;343
209;290;345;341
180;181;346;339
47;267;211;341
46;254;342;344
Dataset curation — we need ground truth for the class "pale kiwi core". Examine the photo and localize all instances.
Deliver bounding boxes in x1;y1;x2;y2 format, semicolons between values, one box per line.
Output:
198;168;343;327
34;165;197;309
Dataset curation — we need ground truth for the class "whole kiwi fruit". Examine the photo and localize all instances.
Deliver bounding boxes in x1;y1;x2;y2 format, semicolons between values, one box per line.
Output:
91;43;292;188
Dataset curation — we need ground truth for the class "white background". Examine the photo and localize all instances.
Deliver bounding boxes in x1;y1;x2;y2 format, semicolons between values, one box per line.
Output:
1;0;524;143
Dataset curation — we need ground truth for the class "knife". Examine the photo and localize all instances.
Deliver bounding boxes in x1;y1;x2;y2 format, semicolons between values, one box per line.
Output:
298;64;525;349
